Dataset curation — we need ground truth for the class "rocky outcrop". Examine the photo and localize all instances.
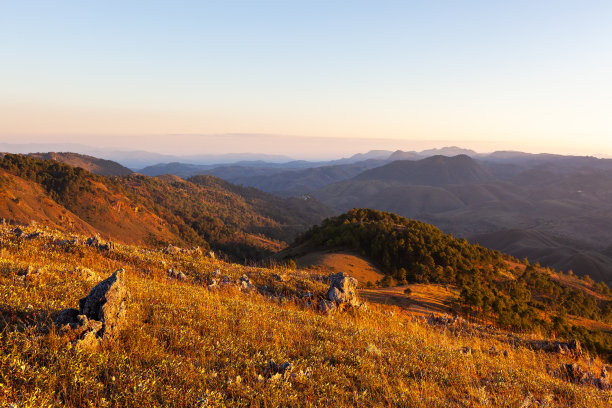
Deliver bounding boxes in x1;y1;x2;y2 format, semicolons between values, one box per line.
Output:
163;244;209;257
86;235;115;251
54;269;130;350
553;363;611;390
527;339;583;357
319;272;367;314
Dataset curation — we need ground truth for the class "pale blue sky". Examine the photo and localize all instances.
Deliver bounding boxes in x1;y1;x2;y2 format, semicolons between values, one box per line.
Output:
1;1;611;157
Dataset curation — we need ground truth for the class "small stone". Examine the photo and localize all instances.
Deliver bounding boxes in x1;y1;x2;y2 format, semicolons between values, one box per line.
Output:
319;299;336;315
459;346;472;355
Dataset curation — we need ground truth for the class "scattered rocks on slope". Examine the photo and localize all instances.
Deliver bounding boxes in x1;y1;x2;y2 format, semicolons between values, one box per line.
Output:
554;363;611;390
54;269;130;351
319;272;367;314
528;339;583;357
163;244;209;256
167;268;187;281
86;235;115;251
17;265;47;284
25;230;45;240
163;244;181;255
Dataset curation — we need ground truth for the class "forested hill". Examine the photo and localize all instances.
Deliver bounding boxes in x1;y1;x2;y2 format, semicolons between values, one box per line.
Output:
0;154;332;260
289;208;612;359
293;208;505;283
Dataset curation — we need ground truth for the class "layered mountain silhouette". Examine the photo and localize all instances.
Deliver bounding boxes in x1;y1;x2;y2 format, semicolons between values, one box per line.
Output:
4;148;612;283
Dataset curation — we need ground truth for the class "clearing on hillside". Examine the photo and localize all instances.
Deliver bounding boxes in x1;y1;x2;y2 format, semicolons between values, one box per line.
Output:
360;284;458;316
293;250;384;285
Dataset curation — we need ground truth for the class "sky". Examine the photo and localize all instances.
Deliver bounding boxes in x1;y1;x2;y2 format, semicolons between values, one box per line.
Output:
1;1;612;158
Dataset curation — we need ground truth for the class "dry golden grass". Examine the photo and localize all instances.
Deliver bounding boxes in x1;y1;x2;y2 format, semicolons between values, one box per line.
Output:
360;284;458;318
0;226;611;407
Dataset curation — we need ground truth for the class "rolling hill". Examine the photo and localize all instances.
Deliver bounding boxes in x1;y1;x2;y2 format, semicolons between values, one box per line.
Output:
281;208;612;358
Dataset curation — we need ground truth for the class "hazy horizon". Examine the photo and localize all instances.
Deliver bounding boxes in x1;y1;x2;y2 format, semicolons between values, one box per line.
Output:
2;2;612;157
1;135;610;163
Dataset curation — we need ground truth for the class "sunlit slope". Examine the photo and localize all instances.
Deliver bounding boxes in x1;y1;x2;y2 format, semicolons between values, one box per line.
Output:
0;226;611;407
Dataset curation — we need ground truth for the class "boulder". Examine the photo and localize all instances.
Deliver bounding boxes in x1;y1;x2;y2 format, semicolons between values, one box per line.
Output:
54;269;130;350
321;272;365;313
264;359;293;382
78;269;130;339
327;272;358;305
554;363;612;390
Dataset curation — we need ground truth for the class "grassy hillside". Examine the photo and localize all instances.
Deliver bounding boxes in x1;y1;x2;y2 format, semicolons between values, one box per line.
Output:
287;209;612;359
1;225;611;407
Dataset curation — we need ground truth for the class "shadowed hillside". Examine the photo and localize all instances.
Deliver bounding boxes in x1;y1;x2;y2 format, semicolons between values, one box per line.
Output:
354;155;495;185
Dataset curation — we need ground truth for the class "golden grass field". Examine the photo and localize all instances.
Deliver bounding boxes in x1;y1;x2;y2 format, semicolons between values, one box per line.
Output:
1;226;611;407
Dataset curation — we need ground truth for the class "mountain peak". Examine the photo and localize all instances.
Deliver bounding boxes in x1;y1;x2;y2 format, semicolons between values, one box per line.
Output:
354;154;494;185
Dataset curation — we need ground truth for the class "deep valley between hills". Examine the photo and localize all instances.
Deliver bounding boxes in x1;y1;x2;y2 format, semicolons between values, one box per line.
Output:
1;150;612;406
